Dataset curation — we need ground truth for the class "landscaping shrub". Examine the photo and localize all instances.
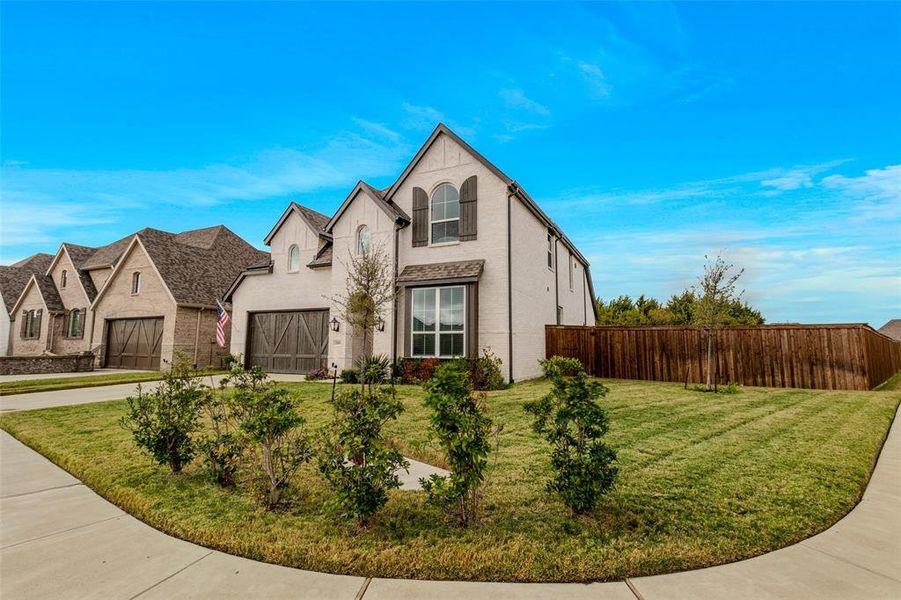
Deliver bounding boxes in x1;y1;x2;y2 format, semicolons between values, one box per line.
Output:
340;368;359;384
421;361;495;526
231;365;312;508
198;372;244;486
460;347;507;391
120;355;206;474
525;356;618;515
356;354;391;385
305;366;330;380
318;386;407;525
397;357;440;384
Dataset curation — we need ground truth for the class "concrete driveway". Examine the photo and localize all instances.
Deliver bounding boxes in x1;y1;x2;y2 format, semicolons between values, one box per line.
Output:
0;387;898;598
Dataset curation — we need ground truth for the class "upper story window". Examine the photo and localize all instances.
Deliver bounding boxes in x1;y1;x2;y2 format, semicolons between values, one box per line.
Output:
288;245;300;272
131;272;142;295
431;184;459;244
61;270;68;288
547;234;554;270
356;225;371;255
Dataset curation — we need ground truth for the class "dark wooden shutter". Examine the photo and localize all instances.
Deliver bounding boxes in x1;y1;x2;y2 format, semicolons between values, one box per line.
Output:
79;308;86;337
459;175;477;241
412;187;429;247
20;311;28;338
35;309;42;337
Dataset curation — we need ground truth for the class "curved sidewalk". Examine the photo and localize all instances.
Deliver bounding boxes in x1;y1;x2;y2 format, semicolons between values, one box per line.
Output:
0;399;898;599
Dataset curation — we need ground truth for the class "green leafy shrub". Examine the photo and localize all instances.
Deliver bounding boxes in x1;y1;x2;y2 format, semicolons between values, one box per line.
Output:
318;386;408;525
356;354;391;385
460;347;507;391
231;365;312;508
525;356;618;515
120;355;206;474
197;364;248;486
420;361;496;526
397;357;440;383
340;369;359;384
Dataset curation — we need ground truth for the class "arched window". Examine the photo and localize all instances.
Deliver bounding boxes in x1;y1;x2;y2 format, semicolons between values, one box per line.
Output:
132;272;141;294
356;225;371;255
430;184;460;244
61;270;68;288
68;309;82;338
288;245;300;272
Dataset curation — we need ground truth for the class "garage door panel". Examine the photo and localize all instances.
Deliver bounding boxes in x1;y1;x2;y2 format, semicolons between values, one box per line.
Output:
248;310;328;375
106;318;164;370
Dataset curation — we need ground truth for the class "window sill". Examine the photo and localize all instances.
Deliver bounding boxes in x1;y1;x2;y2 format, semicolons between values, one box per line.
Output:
429;241;460;248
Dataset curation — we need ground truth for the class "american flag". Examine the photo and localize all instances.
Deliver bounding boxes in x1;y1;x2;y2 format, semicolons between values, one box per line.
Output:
215;301;230;348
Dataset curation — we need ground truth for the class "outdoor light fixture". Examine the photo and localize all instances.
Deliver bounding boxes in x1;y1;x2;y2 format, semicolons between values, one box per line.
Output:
377;317;385;332
330;317;340;332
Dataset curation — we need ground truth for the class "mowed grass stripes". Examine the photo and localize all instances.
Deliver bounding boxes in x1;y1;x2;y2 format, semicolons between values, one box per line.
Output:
0;378;897;582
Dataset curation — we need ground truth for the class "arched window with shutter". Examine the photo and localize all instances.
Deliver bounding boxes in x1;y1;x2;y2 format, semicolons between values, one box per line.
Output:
430;183;460;244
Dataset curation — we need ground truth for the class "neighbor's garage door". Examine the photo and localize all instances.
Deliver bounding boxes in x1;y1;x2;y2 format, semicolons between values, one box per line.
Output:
105;318;164;370
247;310;329;374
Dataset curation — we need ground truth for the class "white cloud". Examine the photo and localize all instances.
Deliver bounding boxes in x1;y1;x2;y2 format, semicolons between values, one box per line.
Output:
499;88;551;116
577;62;611;98
351;118;401;140
401;102;444;131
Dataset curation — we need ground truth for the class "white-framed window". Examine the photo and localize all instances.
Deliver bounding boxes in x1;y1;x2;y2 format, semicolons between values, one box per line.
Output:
356;225;371;255
411;286;465;358
61;270;68;288
131;272;141;294
547;234;554;270
430;184;460;244
569;256;575;291
68;309;83;338
23;309;41;339
288;245;300;272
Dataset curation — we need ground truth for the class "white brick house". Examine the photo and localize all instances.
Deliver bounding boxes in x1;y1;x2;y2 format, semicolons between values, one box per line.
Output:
226;124;596;382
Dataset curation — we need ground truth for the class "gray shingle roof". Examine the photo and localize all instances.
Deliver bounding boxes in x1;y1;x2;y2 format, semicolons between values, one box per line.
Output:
0;253;53;314
879;319;901;342
80;235;133;270
397;259;485;284
60;243;100;301
33;274;66;313
307;242;333;268
295;204;330;232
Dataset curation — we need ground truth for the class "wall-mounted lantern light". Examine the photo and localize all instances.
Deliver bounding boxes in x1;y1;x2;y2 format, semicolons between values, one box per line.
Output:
330;317;340;332
377;317;385;332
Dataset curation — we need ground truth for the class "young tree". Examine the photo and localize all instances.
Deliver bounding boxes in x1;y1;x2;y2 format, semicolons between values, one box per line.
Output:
420;361;495;527
525;356;617;515
692;254;746;391
318;386;408;526
121;353;206;474
232;365;312;508
329;243;395;380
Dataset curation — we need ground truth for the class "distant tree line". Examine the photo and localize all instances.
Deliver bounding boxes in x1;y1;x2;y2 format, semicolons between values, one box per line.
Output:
594;290;764;327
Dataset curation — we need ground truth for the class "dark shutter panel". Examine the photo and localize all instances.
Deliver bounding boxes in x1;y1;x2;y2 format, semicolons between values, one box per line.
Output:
412;187;429;247
36;309;42;337
459;175;477;241
20;311;28;338
79;308;86;337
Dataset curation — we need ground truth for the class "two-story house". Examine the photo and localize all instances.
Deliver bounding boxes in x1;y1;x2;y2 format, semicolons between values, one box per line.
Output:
226;124;596;382
7;226;268;370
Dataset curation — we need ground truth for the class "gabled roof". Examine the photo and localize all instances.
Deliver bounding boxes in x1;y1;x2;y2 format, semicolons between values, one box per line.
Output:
263;202;331;246
0;253;53;314
222;257;273;303
307;241;333;269
9;273;66;316
382;123;513;202
324;180;410;233
44;243;100;302
879;319;901;342
80;234;134;270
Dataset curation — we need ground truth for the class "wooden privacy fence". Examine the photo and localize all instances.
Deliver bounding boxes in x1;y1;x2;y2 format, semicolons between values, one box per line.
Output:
545;324;901;391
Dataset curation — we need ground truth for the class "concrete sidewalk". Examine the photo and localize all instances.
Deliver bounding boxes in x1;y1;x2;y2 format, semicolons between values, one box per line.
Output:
0;368;152;383
1;404;898;598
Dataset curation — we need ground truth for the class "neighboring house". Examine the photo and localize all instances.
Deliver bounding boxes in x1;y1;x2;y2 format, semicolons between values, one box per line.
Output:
7;226;267;370
226;123;597;382
0;253;54;356
879;320;901;342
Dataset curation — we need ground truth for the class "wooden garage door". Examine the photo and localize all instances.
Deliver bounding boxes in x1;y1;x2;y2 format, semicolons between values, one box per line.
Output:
105;318;164;370
248;310;329;374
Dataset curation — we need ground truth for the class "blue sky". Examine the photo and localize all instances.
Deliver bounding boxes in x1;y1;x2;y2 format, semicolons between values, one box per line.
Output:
1;2;899;325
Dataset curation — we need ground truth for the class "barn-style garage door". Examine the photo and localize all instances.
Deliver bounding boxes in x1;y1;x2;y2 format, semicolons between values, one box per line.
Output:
247;310;329;374
105;318;164;370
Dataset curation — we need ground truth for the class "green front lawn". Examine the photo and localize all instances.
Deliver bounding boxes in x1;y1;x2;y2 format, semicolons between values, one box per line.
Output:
0;370;225;396
0;379;897;582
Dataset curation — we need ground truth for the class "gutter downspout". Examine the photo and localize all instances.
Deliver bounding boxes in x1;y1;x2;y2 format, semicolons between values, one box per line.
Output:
392;221;400;365
193;307;203;366
583;265;588;325
507;186;515;383
554;236;560;325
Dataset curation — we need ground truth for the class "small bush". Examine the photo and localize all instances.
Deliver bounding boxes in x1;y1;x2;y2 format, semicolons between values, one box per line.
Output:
220;353;240;369
198;367;245;486
231;365;312;508
305;366;330;381
356;354;391;384
525;356;618;515
340;369;359;384
397;357;441;384
120;355;206;474
461;347;507;391
318;386;407;526
421;361;495;527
